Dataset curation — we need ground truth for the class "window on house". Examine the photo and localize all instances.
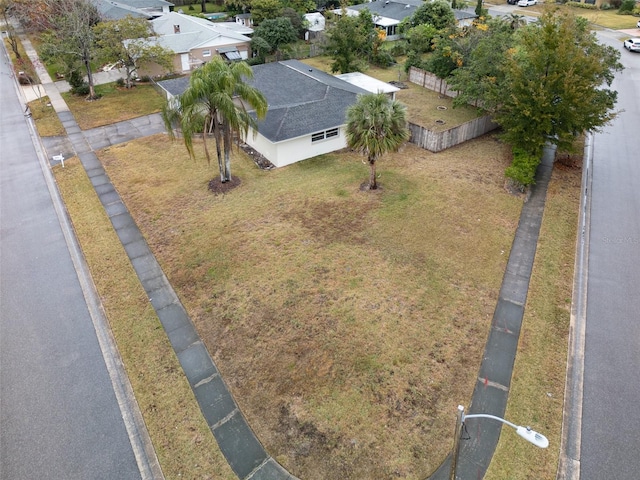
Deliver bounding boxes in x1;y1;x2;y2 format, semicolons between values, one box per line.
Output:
312;128;339;142
202;49;211;57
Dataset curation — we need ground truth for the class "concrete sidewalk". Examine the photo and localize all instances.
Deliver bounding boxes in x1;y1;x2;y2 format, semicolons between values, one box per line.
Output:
429;147;555;479
16;27;556;480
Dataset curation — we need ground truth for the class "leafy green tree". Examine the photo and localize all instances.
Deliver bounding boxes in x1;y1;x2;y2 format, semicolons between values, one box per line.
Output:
284;0;315;14
447;18;516;106
447;10;621;184
345;93;410;190
326;9;376;73
404;23;439;53
250;0;281;24
250;35;272;61
162;58;267;183
94;16;174;88
252;17;298;58
40;0;102;99
404;0;456;31
495;10;621;155
280;7;305;37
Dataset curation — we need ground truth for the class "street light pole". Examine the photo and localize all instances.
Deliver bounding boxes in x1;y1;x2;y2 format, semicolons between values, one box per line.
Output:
449;405;465;480
449;405;549;480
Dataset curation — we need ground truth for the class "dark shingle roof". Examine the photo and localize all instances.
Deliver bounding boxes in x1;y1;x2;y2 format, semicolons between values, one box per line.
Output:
158;60;370;143
345;0;422;23
247;60;368;142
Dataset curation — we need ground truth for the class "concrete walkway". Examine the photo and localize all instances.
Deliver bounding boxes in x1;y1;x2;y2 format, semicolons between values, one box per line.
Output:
17;30;554;480
429;147;554;479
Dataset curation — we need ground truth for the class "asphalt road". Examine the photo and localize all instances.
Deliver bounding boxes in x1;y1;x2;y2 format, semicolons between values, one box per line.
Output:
579;31;640;479
0;45;144;479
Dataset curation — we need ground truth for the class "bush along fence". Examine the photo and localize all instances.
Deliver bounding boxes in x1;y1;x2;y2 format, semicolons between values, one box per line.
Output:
407;66;498;152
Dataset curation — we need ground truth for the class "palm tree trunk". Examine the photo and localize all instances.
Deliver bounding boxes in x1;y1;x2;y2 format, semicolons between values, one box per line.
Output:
212;118;224;182
368;157;377;190
222;123;232;182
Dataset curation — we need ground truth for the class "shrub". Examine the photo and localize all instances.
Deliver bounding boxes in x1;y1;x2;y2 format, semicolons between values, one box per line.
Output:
618;0;635;13
567;1;598;9
388;41;408;57
372;49;395;68
115;77;125;87
72;83;91;96
404;50;425;73
505;147;540;188
246;56;265;66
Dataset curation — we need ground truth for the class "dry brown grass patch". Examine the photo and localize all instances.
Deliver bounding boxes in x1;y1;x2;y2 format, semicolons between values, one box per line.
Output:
53;158;236;480
97;132;523;480
300;57;480;132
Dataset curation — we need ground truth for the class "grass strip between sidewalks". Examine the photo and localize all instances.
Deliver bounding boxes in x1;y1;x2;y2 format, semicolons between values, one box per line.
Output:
53;158;236;480
485;163;581;479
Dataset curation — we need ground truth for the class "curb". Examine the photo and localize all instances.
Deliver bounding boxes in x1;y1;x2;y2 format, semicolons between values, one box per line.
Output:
556;133;593;480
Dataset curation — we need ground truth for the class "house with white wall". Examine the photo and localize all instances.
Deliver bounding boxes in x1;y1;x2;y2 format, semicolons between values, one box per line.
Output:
157;59;400;168
143;11;251;75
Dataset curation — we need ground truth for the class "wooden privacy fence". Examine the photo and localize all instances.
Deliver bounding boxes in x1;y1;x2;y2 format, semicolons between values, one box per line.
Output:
408;66;460;98
408;116;499;153
406;67;498;152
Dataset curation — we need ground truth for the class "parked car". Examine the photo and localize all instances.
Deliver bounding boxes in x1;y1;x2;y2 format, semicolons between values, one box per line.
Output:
624;37;640;52
507;0;519;4
637;19;640;28
518;0;537;5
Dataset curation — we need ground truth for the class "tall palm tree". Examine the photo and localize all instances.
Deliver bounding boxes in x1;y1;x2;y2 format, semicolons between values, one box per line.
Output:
162;58;267;183
345;93;410;190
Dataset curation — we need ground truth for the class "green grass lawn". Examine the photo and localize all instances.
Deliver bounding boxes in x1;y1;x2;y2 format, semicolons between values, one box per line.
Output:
29;96;66;137
516;3;640;30
62;82;165;130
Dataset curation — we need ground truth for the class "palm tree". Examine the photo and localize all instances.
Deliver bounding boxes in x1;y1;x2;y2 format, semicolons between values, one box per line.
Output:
345;93;410;190
162;58;267;183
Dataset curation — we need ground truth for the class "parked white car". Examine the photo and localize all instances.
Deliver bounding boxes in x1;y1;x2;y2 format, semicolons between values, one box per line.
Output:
518;0;537;6
624;37;640;52
637;19;640;28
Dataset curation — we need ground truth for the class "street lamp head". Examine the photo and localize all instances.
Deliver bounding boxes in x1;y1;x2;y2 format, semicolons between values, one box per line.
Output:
516;425;549;449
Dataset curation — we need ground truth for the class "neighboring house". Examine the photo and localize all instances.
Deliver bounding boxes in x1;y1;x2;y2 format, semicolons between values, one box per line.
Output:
304;12;325;41
333;0;477;40
142;11;252;75
157;59;400;168
235;13;254;28
333;0;423;40
93;0;173;20
453;10;477;27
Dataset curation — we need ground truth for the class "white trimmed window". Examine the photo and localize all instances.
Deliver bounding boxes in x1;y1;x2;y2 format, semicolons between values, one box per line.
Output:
202;49;211;57
311;128;339;142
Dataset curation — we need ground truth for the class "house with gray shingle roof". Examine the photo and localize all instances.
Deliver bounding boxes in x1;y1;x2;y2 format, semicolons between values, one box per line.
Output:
334;0;477;40
157;59;400;168
143;11;251;75
93;0;173;20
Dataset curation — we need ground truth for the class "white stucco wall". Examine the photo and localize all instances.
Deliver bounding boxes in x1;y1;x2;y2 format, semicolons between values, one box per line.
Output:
244;127;348;167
